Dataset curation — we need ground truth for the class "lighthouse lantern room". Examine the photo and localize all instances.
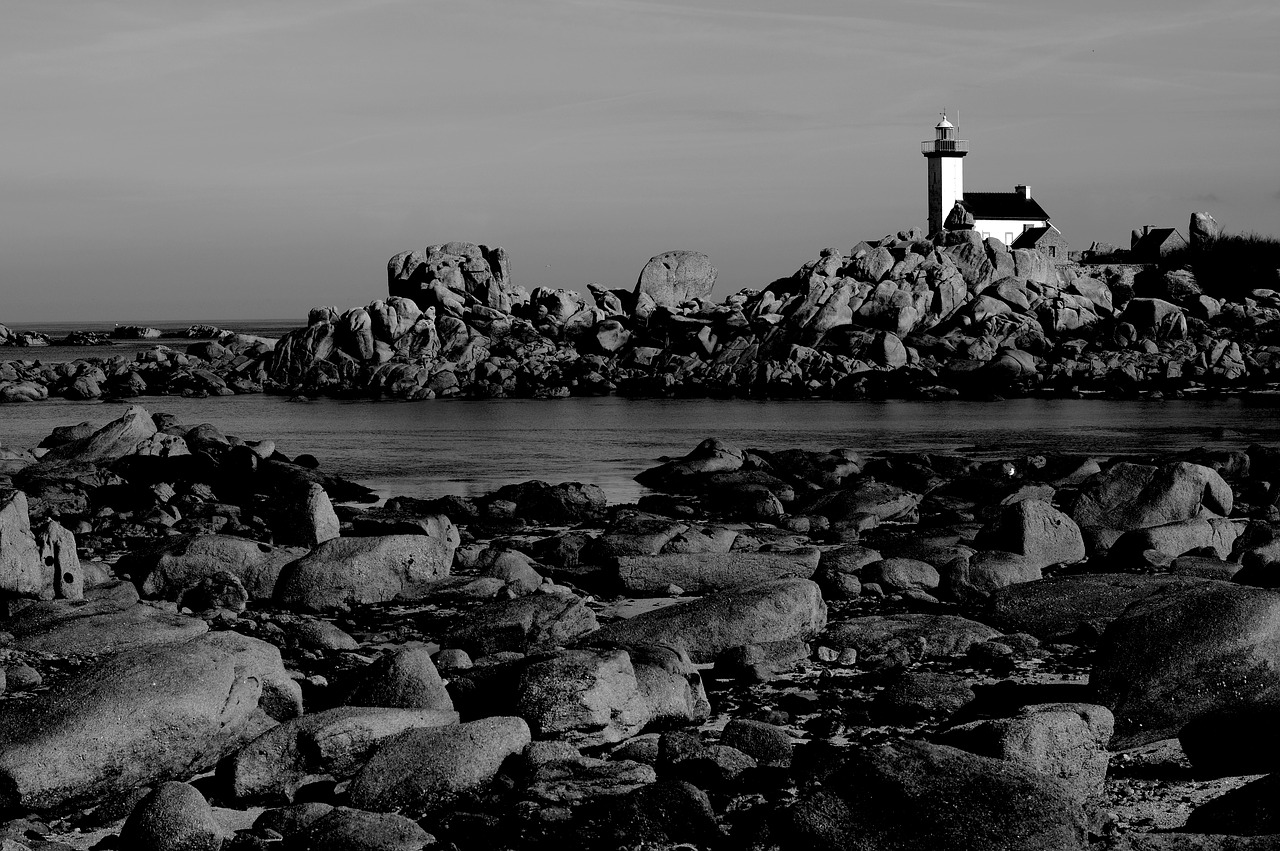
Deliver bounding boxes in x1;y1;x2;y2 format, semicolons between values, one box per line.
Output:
922;112;968;235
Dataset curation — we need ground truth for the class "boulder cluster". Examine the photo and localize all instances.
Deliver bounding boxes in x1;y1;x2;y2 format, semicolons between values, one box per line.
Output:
4;408;1280;846
5;217;1280;403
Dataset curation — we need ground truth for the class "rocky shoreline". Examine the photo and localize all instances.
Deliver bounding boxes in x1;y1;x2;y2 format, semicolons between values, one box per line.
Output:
2;406;1280;848
4;217;1280;404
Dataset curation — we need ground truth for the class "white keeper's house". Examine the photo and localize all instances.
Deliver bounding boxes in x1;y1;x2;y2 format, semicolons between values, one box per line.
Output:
922;113;1068;258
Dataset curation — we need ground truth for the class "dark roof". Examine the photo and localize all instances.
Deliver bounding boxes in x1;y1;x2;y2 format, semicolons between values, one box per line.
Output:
1009;227;1068;249
960;192;1050;221
1131;228;1185;253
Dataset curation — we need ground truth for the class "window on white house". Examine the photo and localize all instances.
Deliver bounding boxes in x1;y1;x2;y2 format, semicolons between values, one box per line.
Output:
1005;232;1014;244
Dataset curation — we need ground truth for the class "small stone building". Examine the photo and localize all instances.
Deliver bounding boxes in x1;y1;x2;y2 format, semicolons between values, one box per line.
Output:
1130;226;1188;262
1011;226;1070;262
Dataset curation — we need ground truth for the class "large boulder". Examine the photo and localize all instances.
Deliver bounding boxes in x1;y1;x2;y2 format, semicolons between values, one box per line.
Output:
634;439;744;491
35;518;83;600
138;535;308;602
273;534;455;611
1091;581;1280;747
442;592;599;658
515;648;650;745
633;251;717;316
5;582;209;655
387;242;518;313
347;716;531;812
613;547;821;595
1184;774;1280;836
0;489;43;597
1070;461;1232;532
0;631;302;813
821;614;1000;668
223;706;459;803
1118;298;1187;339
1190;211;1221;248
939;703;1114;800
988;573;1207;643
774;740;1088;850
36;405;157;466
977;499;1085;570
119;782;226;851
273;805;434;851
343;646;455;712
484;480;606;525
586;578;827;664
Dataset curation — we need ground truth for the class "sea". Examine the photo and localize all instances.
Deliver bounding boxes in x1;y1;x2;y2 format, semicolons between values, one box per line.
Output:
4;320;1280;505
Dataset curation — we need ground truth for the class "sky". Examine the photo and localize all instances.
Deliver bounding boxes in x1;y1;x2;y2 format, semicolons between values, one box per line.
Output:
2;0;1278;322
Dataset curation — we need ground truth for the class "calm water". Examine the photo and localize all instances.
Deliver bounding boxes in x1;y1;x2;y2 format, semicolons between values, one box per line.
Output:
3;395;1279;505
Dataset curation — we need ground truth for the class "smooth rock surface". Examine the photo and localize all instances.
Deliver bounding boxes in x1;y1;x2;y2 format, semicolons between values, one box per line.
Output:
0;631;302;813
587;578;827;664
273;534;454;611
347;716;531;812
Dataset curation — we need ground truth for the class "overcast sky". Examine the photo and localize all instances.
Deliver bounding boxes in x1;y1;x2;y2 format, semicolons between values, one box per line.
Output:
3;0;1277;322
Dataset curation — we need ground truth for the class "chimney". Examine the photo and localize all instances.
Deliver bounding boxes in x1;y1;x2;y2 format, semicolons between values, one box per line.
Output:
1015;184;1030;199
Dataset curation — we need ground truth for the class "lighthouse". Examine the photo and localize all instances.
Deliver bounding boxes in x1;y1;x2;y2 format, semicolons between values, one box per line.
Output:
922;113;968;234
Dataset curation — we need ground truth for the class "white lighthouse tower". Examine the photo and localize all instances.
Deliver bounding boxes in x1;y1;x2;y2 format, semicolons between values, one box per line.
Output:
922;112;968;234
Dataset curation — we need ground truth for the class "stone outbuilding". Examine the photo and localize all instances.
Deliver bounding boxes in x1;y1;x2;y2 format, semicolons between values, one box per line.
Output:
1011;226;1070;262
1130;226;1188;262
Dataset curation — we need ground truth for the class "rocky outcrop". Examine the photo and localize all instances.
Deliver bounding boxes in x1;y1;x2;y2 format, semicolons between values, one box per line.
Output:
9;218;1280;403
387;242;520;314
